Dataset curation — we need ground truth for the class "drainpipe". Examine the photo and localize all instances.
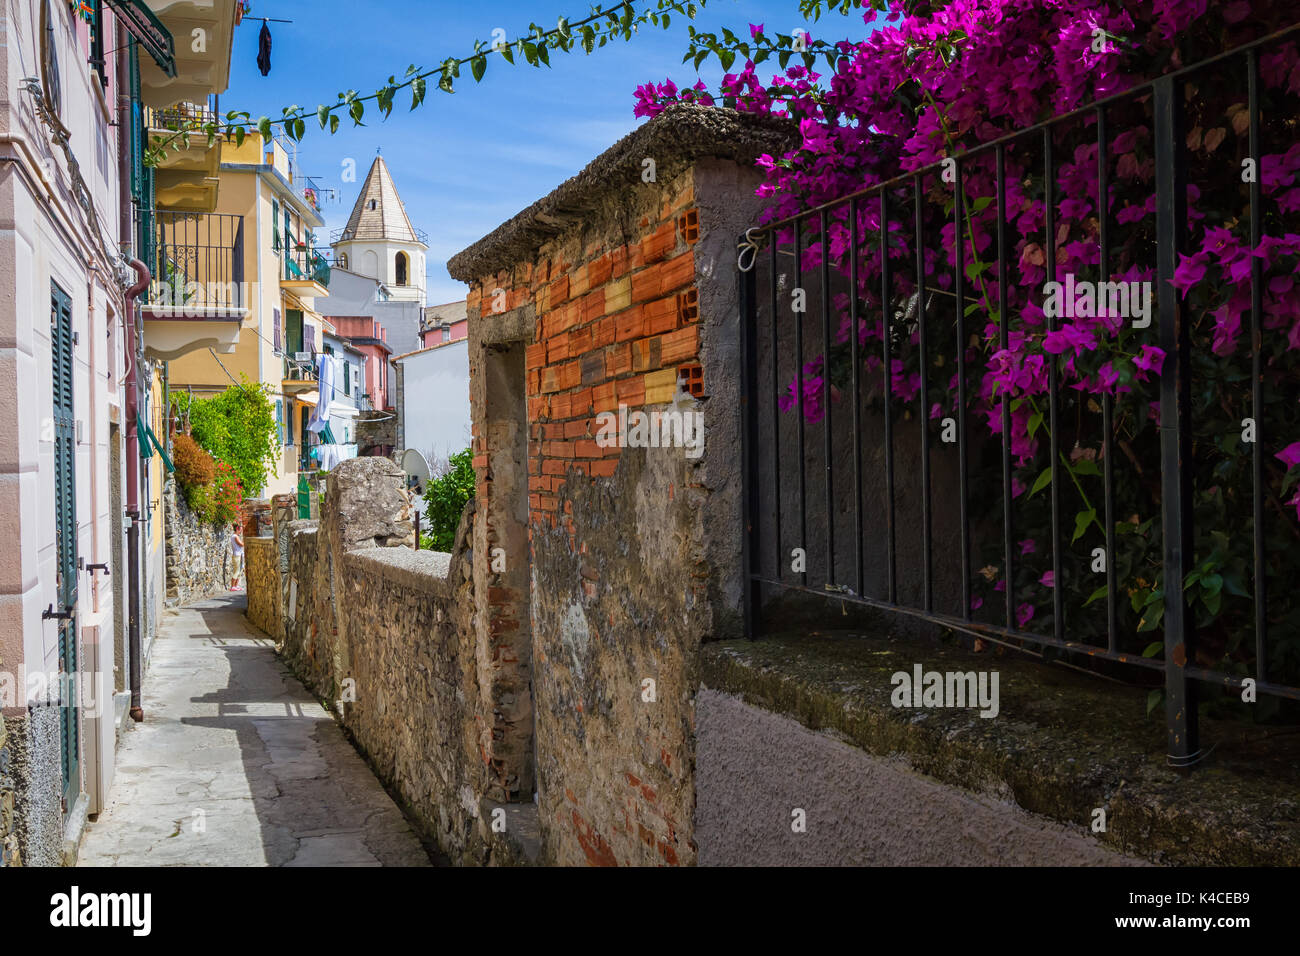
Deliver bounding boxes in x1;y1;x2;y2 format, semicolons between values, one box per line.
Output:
117;22;150;723
123;259;149;723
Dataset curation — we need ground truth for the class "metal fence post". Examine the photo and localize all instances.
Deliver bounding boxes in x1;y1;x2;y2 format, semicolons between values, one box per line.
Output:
739;235;760;640
1153;74;1201;766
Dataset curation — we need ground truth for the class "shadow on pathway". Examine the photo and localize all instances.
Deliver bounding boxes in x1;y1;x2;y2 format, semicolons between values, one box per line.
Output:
79;593;431;866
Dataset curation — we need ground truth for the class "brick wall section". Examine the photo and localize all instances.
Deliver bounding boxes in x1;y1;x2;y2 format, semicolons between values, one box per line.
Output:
449;105;793;866
466;178;701;529
463;178;705;865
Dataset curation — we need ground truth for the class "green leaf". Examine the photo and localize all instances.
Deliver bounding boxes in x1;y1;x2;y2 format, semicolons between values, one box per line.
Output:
1083;585;1108;607
1071;458;1101;477
970;196;994;213
1071;508;1097;543
1201;573;1223;597
329;114;340;134
1027;411;1043;438
1141;640;1163;658
349;99;365;124
1202;588;1222;615
719;47;736;71
582;25;596;53
1137;600;1164;632
292;118;305;141
256;116;273;142
317;105;331;129
471;54;487;82
1028;467;1052;498
410;77;426;109
522;41;538;65
1146;688;1163;717
501;43;515;64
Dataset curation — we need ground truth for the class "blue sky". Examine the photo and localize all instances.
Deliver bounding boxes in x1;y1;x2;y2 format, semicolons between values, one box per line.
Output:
221;1;869;304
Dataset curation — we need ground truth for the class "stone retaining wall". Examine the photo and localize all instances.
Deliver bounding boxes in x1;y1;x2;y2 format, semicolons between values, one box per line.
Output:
245;457;533;863
245;536;278;638
164;478;232;606
0;717;17;867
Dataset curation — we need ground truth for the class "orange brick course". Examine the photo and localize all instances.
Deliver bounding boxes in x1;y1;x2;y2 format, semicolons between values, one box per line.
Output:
471;184;703;535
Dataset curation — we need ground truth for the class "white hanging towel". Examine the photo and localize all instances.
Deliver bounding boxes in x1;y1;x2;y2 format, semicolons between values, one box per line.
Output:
307;353;335;434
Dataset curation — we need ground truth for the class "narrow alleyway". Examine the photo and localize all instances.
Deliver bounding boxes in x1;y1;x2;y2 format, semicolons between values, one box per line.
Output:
78;594;431;866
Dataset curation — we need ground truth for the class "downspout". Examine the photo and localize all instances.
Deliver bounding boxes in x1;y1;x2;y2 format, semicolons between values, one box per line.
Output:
119;18;148;722
123;259;149;723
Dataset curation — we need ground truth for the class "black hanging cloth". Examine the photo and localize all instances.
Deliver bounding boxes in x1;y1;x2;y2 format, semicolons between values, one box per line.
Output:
257;21;272;76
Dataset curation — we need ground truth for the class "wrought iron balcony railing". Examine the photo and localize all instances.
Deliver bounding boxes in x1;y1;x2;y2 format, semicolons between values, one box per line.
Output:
146;211;244;312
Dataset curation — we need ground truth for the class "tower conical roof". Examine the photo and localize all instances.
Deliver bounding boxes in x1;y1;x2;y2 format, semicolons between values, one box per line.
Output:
337;155;423;245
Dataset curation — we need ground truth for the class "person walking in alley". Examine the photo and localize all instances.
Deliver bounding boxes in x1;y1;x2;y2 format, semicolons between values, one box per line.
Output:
229;523;245;591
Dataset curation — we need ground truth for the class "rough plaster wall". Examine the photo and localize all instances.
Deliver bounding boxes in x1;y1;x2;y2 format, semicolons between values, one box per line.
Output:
531;443;703;867
2;709;62;867
692;158;773;642
694;689;1150;866
310;457;414;698
335;508;497;864
478;343;533;800
163;479;232;606
281;524;326;692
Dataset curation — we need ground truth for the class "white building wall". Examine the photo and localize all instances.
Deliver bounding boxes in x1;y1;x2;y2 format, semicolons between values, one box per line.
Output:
396;340;471;471
0;0;130;854
334;237;427;303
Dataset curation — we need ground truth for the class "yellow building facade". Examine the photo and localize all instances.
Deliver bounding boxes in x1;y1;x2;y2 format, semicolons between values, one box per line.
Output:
166;137;330;499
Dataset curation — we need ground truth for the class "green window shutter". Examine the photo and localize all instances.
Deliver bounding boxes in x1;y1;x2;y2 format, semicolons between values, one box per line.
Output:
137;416;174;473
272;199;280;251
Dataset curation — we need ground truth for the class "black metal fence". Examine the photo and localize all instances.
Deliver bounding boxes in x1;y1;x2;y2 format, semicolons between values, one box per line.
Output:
739;26;1300;765
149;211;245;311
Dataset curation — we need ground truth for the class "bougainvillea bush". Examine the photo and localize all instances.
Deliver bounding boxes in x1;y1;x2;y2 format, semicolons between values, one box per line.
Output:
638;0;1300;714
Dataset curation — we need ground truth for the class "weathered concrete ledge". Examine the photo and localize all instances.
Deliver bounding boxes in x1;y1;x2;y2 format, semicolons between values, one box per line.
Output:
702;630;1300;866
343;547;453;595
446;104;796;280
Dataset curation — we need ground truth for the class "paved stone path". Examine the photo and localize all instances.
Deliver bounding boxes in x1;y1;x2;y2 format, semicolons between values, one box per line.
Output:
79;594;431;866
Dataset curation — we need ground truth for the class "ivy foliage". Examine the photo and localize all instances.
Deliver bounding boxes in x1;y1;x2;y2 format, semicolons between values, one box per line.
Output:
145;0;719;165
422;448;475;554
172;379;280;498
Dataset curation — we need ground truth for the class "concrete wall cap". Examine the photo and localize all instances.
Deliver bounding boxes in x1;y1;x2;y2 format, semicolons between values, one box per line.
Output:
446;104;796;281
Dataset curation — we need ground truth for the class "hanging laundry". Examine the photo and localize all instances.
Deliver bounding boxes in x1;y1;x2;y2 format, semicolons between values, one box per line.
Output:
257;21;272;76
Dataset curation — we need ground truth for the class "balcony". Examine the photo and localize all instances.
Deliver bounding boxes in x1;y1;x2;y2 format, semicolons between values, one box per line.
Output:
146;102;221;213
280;247;330;301
281;354;318;396
141;211;247;361
137;1;239;110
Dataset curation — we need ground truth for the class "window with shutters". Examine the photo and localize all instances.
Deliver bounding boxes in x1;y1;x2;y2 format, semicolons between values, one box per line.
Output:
50;280;79;808
276;399;284;445
286;309;303;355
272;308;281;352
272;199;280;252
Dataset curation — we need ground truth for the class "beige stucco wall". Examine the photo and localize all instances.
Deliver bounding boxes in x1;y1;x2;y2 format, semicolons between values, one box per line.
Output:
166;139;329;500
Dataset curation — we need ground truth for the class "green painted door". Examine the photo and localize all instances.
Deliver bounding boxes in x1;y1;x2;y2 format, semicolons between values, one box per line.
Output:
51;281;79;807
